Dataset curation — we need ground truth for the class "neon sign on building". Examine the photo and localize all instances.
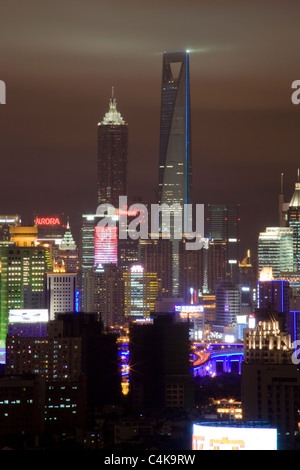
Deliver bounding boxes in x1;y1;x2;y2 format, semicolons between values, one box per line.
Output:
35;217;61;226
130;264;144;273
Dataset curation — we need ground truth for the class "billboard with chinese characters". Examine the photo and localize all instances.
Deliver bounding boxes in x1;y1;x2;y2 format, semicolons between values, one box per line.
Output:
192;423;277;450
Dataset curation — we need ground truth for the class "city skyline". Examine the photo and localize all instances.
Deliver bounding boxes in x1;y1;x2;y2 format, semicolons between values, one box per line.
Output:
2;1;300;452
1;1;300;260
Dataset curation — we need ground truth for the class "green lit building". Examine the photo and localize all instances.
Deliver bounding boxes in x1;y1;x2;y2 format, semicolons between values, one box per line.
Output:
0;245;46;348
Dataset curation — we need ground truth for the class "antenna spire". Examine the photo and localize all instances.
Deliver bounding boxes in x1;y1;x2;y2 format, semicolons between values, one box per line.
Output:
280;173;284;194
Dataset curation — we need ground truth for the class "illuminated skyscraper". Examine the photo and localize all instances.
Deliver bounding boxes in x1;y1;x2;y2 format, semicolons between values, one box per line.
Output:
82;263;124;328
46;268;77;320
123;264;158;320
158;51;192;295
215;278;241;327
80;214;116;272
258;227;294;278
0;245;46;348
287;169;300;272
97;88;128;208
94;225;118;266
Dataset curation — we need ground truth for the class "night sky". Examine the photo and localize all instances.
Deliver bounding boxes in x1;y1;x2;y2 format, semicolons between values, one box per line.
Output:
1;0;300;259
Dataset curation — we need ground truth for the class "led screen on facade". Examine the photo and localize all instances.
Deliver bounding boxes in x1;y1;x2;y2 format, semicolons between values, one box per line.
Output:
192;423;277;450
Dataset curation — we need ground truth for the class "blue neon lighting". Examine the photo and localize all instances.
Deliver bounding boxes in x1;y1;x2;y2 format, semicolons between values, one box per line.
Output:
75;290;80;313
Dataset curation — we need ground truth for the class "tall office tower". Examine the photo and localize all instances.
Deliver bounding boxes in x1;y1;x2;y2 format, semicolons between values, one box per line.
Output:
82;263;124;328
258;227;294;278
34;215;66;272
287;169;300;272
46;268;77;320
139;236;173;299
207;240;226;293
123;264;158;320
129;314;194;411
242;311;300;443
97;88;128;208
239;249;256;287
158;51;192;296
215;278;241;327
206;204;240;282
118;238;139;270
57;221;79;273
257;274;290;314
80;212;130;314
94;224;118;266
80;214;106;310
178;237;204;302
257;271;290;333
81;214;118;270
80;214;99;273
0;245;46;348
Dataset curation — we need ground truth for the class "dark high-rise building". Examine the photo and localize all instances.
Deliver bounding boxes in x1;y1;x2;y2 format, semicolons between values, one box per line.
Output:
139;236;173;299
55;312;122;408
257;279;290;315
7;313;122;412
158;51;192;296
206;204;240;282
207;240;226;293
129;314;194;411
179;237;204;302
97;88;128;208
